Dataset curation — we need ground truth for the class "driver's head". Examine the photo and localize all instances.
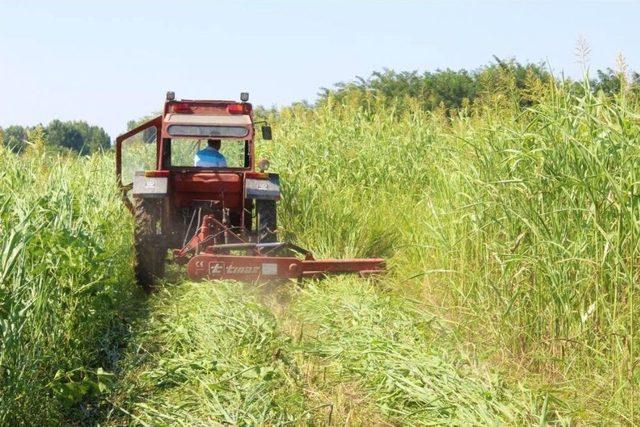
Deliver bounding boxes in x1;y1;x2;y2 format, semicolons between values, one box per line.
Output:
207;139;221;150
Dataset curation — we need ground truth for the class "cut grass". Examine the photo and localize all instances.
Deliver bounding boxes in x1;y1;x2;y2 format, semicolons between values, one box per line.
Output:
284;277;563;425
106;280;312;425
106;277;566;425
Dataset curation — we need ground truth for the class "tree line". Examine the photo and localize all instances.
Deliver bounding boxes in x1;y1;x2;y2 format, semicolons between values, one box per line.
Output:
3;58;638;154
317;58;640;112
0;120;110;155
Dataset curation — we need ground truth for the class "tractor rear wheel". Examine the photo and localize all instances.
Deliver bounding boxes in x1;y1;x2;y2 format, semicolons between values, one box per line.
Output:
256;199;277;243
133;197;165;290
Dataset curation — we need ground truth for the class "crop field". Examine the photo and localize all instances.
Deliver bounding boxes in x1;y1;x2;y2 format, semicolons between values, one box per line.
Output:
1;79;638;425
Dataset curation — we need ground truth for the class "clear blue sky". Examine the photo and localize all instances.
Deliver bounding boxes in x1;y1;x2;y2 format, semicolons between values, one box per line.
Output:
1;0;637;139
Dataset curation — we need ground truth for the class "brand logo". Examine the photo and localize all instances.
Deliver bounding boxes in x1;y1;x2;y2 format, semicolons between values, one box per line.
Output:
209;262;225;275
208;261;260;276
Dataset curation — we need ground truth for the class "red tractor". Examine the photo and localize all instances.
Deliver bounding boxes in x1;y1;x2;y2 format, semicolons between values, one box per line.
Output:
116;92;384;288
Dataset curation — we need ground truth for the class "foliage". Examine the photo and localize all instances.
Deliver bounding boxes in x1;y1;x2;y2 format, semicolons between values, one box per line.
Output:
0;120;110;155
320;58;638;113
106;281;311;425
259;79;638;422
592;67;640;95
3;63;639;425
290;279;555;424
1;125;29;152
107;277;554;425
0;146;135;424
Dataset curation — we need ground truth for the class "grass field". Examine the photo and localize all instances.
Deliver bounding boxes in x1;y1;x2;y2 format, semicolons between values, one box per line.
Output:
1;78;638;424
0;145;135;424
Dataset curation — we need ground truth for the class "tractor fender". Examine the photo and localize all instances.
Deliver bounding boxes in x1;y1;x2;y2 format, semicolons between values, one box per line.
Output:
245;173;280;200
132;172;168;198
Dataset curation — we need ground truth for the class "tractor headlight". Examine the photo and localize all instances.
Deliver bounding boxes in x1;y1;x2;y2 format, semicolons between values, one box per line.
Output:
258;158;270;172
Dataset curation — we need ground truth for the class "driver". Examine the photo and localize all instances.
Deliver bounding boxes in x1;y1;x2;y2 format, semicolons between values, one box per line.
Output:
194;139;227;167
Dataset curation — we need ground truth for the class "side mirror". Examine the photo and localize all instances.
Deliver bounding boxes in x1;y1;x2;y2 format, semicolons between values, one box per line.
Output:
142;127;156;144
261;125;272;140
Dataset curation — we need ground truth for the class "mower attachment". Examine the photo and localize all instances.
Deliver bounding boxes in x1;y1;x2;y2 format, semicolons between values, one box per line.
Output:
174;215;385;282
187;252;385;282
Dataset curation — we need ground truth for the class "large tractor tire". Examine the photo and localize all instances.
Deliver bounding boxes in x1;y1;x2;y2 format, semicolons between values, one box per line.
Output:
256;199;277;243
133;197;166;290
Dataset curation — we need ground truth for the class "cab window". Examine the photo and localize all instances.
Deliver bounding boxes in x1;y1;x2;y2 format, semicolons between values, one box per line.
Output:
169;138;248;168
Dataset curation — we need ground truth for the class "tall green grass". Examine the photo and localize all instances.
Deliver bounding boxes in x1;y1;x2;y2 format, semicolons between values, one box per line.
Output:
2;76;637;424
261;82;639;421
0;145;134;424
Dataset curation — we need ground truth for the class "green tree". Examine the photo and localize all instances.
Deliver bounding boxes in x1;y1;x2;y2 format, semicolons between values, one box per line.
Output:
319;58;555;113
2;121;110;155
69;121;111;152
591;68;640;96
46;120;86;154
1;125;29;153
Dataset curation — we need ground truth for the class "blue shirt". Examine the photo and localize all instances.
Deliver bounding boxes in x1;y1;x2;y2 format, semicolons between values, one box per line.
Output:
194;147;227;167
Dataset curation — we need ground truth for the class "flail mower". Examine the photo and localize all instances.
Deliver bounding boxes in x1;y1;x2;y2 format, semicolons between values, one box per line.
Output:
116;92;385;288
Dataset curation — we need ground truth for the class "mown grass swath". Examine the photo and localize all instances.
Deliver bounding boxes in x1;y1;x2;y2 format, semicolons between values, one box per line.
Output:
287;278;559;425
106;281;313;425
108;278;558;425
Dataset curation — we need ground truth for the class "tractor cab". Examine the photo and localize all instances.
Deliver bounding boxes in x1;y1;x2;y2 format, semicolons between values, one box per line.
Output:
116;91;276;208
160;96;256;171
117;91;271;181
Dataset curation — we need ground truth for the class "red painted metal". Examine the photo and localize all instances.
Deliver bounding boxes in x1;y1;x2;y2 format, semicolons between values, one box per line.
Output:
171;172;244;209
172;102;192;113
116;94;387;285
174;214;248;260
145;170;170;178
186;253;385;282
176;213;386;283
